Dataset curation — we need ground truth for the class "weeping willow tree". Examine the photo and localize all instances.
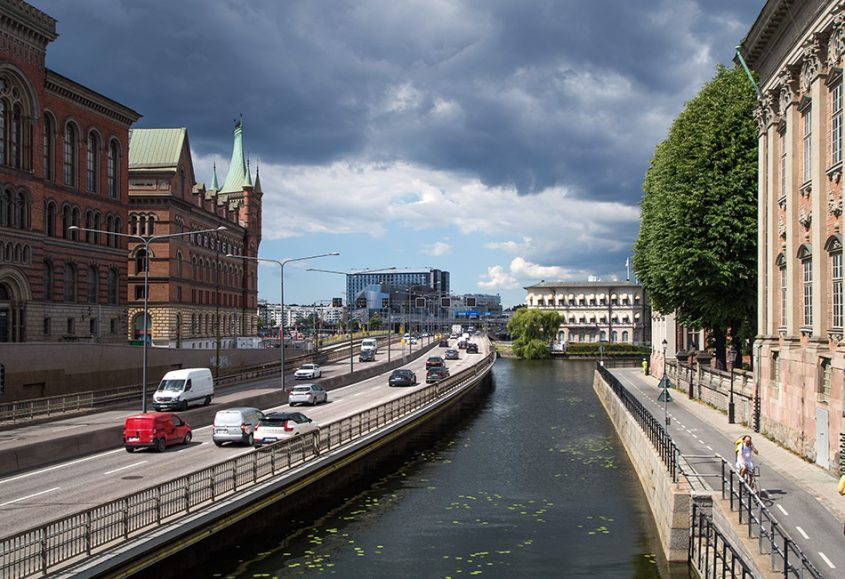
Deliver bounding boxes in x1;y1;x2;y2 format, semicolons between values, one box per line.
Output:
507;308;562;359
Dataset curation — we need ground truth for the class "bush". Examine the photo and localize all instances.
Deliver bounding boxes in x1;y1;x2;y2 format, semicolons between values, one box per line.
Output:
565;342;650;356
512;338;551;359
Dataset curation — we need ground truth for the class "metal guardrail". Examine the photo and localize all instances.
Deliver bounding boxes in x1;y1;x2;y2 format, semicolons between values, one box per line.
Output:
596;364;680;482
717;457;823;579
690;502;756;579
0;351;495;578
0;336;404;426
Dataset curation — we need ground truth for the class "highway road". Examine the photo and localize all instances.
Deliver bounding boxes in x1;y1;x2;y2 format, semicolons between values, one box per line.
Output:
613;367;844;576
0;338;488;539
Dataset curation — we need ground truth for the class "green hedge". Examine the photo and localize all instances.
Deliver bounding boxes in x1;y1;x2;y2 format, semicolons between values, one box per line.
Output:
564;343;650;355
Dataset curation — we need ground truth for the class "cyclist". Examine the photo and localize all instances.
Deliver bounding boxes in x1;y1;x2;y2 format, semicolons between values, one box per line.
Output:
736;435;759;488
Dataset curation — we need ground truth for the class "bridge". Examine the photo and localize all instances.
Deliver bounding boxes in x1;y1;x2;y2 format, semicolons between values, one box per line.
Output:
0;334;494;577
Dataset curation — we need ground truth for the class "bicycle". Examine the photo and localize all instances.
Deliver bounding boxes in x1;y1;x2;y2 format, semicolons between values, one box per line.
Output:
740;464;760;493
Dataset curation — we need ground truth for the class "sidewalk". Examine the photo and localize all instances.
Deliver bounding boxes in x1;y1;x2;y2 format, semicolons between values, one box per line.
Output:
641;371;845;522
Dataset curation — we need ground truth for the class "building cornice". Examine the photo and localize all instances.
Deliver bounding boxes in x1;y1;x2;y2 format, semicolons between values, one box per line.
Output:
45;69;141;127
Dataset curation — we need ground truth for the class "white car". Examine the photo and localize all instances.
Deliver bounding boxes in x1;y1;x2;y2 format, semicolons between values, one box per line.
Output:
289;384;328;406
253;412;318;446
294;363;322;379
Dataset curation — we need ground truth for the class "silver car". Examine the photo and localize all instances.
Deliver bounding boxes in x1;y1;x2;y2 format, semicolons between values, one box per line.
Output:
289;383;328;406
212;407;264;447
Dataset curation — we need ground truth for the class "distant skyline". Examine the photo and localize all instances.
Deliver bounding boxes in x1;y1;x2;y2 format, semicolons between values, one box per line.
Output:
33;0;765;307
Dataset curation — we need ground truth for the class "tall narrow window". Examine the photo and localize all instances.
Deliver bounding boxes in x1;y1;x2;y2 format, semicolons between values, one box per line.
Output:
44;260;53;301
136;249;147;274
107;141;118;198
11;103;21;169
86;132;98;193
803;107;812;183
0;99;6;164
63;124;77;186
107;269;118;305
43;115;53;181
780;130;787;199
63;262;77;302
87;266;98;303
45;201;55;237
833;252;843;328
803;258;813;327
833;83;843;165
780;265;787;327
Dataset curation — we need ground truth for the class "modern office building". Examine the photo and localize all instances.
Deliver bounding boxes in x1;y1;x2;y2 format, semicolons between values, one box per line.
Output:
741;0;845;471
524;280;650;345
0;0;140;343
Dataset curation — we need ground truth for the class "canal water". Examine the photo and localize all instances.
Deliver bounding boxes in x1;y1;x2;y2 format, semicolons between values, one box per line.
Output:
190;359;689;578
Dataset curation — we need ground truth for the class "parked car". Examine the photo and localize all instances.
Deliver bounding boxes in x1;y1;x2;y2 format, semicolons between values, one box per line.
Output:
212;407;264;447
444;348;460;360
426;367;450;383
466;342;479;354
253;411;318;446
359;348;376;362
388;368;417;386
289;383;328;406
425;355;445;370
123;412;192;453
439;338;450;347
294;363;322;379
152;367;214;411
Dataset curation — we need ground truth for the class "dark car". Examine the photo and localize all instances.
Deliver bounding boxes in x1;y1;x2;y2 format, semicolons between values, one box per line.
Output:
466;342;479;354
359;349;376;362
425;356;445;370
388;368;417;387
444;348;459;360
426;366;450;383
438;338;450;347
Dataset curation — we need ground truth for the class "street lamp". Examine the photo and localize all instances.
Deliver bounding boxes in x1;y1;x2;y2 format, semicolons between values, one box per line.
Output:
660;338;670;426
728;345;737;424
69;224;227;413
230;252;340;391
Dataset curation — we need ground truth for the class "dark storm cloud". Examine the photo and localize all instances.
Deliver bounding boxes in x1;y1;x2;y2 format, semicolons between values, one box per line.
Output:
33;0;764;201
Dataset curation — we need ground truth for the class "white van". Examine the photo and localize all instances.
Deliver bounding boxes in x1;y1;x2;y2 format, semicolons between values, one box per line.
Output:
152;368;214;411
360;338;378;354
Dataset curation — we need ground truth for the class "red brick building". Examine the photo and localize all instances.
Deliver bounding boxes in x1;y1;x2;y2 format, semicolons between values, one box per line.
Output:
127;122;262;348
0;0;140;343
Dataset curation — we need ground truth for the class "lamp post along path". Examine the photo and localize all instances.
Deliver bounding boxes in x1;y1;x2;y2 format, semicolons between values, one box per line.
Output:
69;224;227;413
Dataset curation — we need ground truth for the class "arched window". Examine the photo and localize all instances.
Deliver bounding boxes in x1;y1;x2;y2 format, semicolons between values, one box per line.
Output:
85;210;94;243
176;251;183;277
43;114;54;181
63;123;77;187
0;188;9;226
14;190;28;229
107;140;119;198
826;235;843;328
87;266;98;303
107;268;118;305
611;330;618;343
114;218;122;248
622;330;629;342
61;205;71;238
139;215;146;236
0;99;5;163
63;262;77;302
11;103;22;168
136;249;148;274
45;201;56;237
44;260;54;301
147;214;155;235
130;214;138;235
87;131;99;193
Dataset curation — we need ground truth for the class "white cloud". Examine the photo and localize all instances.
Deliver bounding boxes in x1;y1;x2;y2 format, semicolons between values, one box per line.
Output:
424;241;452;256
478;265;520;290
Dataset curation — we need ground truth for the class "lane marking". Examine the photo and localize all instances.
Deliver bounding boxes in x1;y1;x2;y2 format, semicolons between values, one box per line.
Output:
103;461;147;475
818;552;836;569
0;487;61;507
795;526;809;540
0;449;123;485
777;504;789;516
50;424;86;433
706;446;713;451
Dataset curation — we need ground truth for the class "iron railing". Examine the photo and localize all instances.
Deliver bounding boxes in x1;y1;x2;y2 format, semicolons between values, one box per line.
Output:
0;351;495;578
690;502;756;579
596;364;680;482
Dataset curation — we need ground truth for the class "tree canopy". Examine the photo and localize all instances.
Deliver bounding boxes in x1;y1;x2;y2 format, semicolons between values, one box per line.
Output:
507;308;561;359
633;65;758;361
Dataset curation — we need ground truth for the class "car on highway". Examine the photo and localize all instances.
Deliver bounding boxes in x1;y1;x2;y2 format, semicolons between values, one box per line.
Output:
388;368;417;387
359;348;376;362
438;338;450;347
289;383;328;406
123;412;192;453
466;342;479;354
425;355;445;370
294;363;322;379
212;407;264;447
426;366;450;383
253;411;317;446
444;348;459;360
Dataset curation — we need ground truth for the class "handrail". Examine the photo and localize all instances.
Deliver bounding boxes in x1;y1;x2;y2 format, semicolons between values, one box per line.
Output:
690;502;756;578
0;350;495;578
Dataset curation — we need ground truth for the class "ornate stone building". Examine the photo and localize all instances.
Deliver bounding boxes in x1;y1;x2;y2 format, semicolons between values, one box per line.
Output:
523;281;650;345
127;121;262;348
0;0;140;343
741;0;845;472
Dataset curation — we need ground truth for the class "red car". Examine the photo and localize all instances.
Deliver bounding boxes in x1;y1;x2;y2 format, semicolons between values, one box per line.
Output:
426;356;445;370
123;412;192;452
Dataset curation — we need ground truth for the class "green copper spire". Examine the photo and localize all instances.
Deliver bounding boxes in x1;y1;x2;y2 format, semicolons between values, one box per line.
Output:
243;158;253;188
210;162;219;190
220;117;247;194
254;165;262;193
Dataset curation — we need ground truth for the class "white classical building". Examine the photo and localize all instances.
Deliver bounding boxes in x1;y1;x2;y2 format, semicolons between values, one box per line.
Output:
523;281;650;345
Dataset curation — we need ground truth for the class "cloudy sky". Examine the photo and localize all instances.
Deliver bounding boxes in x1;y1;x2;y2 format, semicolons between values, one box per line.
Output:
33;0;765;307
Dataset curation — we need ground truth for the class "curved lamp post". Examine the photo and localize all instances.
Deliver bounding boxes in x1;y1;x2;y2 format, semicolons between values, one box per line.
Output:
69;224;227;413
728;346;737;424
229;252;340;392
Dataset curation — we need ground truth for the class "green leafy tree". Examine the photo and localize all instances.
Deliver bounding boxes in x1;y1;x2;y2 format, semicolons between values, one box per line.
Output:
633;65;758;366
368;314;382;331
507;309;561;359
